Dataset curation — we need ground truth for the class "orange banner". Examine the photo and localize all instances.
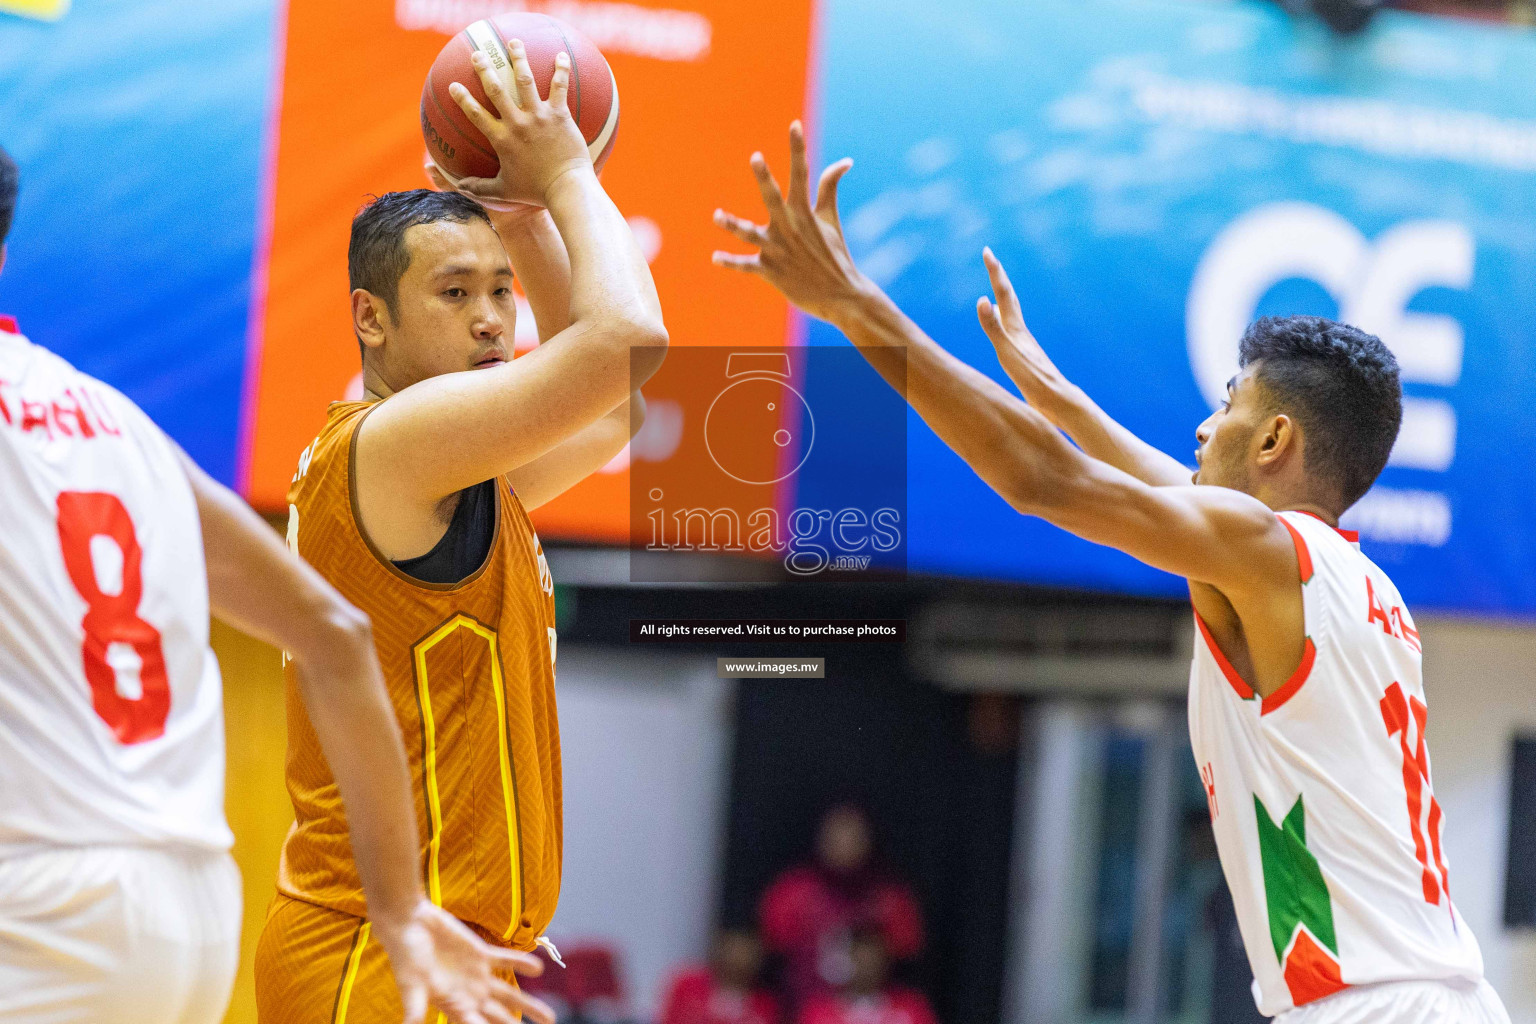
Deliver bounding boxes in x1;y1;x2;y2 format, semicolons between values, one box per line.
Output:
242;0;817;543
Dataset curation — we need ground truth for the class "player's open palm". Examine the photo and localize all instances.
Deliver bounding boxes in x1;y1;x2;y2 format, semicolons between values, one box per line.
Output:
381;901;555;1024
712;121;868;323
975;249;1069;412
449;41;592;207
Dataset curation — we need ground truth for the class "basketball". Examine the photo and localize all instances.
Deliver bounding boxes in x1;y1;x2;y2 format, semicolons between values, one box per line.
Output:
421;13;620;187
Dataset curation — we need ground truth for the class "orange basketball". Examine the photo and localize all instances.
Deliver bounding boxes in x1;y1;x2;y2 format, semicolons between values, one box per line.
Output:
421;13;620;186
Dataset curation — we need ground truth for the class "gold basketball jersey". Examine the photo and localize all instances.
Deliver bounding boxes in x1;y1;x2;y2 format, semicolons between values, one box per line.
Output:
277;400;561;948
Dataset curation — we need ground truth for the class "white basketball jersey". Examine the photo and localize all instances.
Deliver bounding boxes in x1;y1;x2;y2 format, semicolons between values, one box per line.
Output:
1189;510;1482;1016
0;328;231;854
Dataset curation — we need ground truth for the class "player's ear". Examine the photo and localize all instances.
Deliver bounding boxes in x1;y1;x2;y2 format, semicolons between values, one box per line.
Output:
352;289;389;352
1255;412;1295;467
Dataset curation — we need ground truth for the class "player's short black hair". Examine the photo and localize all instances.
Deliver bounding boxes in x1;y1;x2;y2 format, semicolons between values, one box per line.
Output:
0;144;19;247
348;189;491;316
1239;315;1401;510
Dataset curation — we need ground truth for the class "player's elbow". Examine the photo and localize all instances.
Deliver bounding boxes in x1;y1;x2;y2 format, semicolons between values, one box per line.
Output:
626;392;647;440
299;601;376;680
616;315;668;384
998;459;1075;520
325;603;375;652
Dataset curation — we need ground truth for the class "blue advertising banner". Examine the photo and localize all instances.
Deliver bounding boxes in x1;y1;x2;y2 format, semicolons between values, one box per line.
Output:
0;0;275;484
810;0;1536;614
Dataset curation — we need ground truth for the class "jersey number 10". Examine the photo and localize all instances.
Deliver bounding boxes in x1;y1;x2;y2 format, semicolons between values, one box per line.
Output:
56;491;171;744
1382;681;1451;909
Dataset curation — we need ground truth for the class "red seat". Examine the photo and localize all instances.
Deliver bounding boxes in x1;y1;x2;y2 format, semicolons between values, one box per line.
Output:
519;942;628;1021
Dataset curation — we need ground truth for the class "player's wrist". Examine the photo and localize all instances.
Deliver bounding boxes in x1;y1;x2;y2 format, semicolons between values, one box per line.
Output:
540;160;600;208
825;276;893;334
367;895;433;945
488;203;549;232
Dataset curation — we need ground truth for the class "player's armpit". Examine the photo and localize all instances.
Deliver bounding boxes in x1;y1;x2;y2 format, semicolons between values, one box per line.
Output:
509;391;642;511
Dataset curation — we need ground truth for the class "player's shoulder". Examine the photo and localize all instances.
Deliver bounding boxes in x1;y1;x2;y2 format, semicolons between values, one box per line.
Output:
294;401;376;475
1277;508;1362;563
0;326;52;378
288;400;380;510
0;332;163;446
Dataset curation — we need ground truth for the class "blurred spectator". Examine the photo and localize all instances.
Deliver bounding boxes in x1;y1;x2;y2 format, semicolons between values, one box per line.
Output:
660;929;780;1024
796;930;936;1024
759;805;924;1010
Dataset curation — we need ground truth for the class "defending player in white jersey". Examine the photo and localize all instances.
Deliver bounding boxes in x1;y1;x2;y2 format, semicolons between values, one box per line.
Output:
0;146;553;1024
712;124;1510;1023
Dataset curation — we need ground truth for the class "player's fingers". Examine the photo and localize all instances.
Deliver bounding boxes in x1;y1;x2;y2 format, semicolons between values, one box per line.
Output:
452;175;500;199
547;51;572;112
483;1002;521;1024
484;946;544;976
749;152;788;220
494;984;555;1024
449;81;500;138
400;982;429;1024
815;158;854;229
977;297;1011;353
982;247;1026;327
713;209;768;247
465;49;514;122
423;159;455;193
787;120;811;210
505;38;540;112
711;251;765;275
484;977;548;1024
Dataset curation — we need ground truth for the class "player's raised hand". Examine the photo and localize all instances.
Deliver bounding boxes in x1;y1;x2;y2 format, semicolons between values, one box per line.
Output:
712;121;867;324
975;248;1072;415
377;900;555;1024
448;41;592;208
423;152;543;220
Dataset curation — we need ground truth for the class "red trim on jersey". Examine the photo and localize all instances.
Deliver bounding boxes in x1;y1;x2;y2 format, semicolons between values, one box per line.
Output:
1294;509;1359;543
1194;612;1255;700
1262;636;1316;715
0;315;17;335
1279;515;1314;584
1283;928;1350;1006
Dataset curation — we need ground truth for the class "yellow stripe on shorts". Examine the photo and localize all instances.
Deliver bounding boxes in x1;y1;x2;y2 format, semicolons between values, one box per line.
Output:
333;920;371;1024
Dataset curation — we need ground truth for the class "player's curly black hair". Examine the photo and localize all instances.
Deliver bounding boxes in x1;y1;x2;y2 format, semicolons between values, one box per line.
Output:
1238;315;1401;511
0;144;19;248
348;189;492;339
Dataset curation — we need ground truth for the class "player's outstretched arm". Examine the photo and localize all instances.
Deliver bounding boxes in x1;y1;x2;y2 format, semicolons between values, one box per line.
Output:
710;123;1296;594
975;250;1192;488
361;42;667;509
179;452;555;1024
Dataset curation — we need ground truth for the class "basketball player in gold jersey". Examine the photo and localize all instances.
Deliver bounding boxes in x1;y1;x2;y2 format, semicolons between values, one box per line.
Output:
254;43;665;1022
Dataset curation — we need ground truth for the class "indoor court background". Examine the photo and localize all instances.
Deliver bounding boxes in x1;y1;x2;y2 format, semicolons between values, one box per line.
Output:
3;1;1536;1022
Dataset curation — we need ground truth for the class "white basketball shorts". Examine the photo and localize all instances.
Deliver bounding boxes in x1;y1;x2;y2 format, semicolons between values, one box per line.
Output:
0;844;241;1024
1278;977;1510;1024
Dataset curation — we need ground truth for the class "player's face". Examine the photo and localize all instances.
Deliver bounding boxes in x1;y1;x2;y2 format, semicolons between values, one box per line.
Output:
1192;367;1265;493
380;219;517;387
